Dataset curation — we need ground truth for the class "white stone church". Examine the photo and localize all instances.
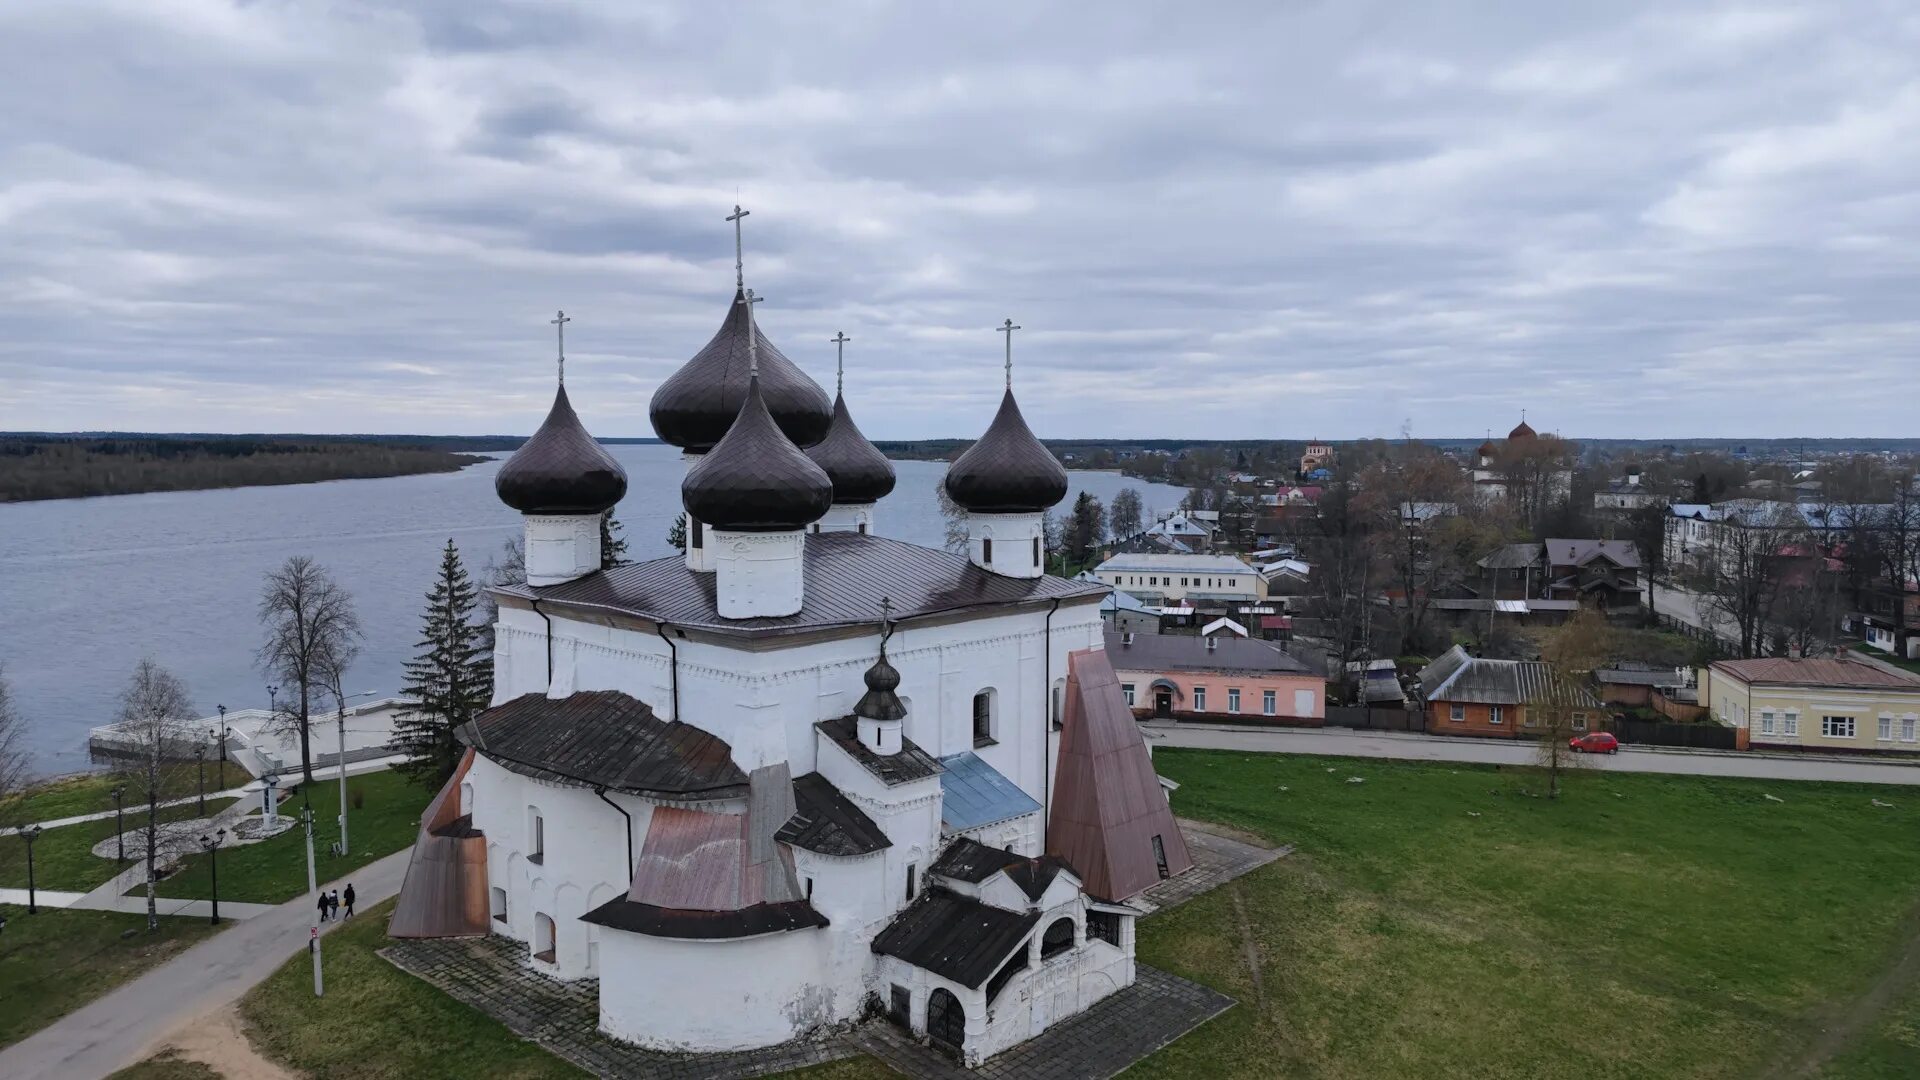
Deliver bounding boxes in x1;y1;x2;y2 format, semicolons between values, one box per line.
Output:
390;229;1194;1066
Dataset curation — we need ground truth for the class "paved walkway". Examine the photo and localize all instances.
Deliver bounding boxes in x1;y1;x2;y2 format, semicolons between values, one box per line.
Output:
0;888;276;921
1150;722;1920;786
0;848;412;1080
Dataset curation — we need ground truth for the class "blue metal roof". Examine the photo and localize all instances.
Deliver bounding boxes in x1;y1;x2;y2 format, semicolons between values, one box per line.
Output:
937;752;1041;834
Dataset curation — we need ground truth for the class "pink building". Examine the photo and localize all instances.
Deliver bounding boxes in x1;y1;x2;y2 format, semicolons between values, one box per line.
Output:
1104;631;1326;725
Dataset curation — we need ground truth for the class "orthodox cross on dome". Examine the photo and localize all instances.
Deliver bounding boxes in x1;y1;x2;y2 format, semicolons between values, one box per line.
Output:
551;310;571;385
726;204;750;289
741;288;765;378
831;330;851;395
997;317;1021;389
879;595;895;650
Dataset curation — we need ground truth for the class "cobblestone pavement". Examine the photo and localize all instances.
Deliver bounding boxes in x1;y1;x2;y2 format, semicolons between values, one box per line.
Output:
852;966;1233;1079
380;935;859;1080
1130;819;1288;914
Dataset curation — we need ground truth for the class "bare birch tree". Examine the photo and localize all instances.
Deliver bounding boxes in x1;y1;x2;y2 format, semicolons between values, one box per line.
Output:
258;556;362;783
114;658;193;931
1531;609;1611;799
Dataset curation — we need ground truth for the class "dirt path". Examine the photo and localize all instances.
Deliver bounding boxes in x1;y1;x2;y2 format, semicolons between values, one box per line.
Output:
1764;898;1920;1078
153;1005;297;1080
1228;883;1266;1007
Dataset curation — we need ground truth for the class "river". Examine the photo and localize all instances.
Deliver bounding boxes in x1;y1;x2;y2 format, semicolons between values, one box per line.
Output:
0;444;1187;776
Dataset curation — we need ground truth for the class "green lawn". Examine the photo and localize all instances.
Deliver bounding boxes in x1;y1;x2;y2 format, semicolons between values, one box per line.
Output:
0;797;238;892
0;905;221;1050
106;1051;221;1080
156;768;433;904
1128;750;1920;1079
1854;647;1920;677
3;764;252;828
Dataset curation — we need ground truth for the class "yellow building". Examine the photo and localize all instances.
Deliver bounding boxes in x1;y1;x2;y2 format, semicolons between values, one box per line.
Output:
1700;657;1920;754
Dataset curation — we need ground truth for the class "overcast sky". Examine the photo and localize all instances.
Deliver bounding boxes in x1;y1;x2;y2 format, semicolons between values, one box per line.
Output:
3;2;1917;441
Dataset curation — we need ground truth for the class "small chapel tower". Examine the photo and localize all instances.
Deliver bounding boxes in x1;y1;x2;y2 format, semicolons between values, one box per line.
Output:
942;319;1068;579
494;311;628;587
807;331;896;534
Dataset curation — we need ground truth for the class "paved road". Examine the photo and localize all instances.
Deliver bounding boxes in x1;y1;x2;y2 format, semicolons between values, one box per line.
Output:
0;848;412;1080
0;888;277;920
1150;724;1920;786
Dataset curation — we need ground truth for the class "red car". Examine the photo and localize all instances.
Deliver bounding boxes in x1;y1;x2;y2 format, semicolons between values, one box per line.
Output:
1569;731;1619;754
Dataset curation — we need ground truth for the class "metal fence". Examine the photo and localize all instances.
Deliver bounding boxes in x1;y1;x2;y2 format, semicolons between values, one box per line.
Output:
1324;705;1425;733
1607;715;1738;750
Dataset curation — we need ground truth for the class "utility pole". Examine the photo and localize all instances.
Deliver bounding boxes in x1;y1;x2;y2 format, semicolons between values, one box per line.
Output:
302;805;323;997
334;690;376;856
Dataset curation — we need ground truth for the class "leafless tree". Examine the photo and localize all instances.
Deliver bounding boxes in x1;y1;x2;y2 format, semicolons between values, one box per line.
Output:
477;531;526;641
1531;609;1612;799
935;479;968;554
1494;433;1578;532
258;556;362;783
1698;503;1793;658
113;658;194;931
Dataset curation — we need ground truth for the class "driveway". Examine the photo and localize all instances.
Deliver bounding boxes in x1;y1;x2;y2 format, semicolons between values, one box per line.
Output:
1150;723;1920;787
0;848;412;1080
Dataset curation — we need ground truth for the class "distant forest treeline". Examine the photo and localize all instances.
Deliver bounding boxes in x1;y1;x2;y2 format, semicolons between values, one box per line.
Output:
0;436;489;502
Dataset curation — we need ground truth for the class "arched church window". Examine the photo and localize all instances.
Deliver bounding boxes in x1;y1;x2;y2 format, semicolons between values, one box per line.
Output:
973;690;995;746
1041;916;1076;959
528;806;545;865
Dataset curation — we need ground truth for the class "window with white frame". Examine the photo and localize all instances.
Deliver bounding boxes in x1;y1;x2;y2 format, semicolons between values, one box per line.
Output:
1121;683;1136;707
1263;690;1277;715
1572;712;1588;731
1449;702;1465;722
1880;715;1894;741
1193;686;1208;711
1784;711;1799;736
1228;688;1241;713
1903;716;1917;742
1823;715;1855;739
1760;710;1775;735
1490;705;1504;725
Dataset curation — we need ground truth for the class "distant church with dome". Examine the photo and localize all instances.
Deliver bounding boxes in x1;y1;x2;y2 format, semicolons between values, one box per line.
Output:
389;211;1194;1065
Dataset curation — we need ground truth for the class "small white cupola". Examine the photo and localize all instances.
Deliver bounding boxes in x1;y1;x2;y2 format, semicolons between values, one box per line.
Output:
940;319;1068;580
853;606;907;756
494;311;628;587
680;290;833;619
806;331;896;535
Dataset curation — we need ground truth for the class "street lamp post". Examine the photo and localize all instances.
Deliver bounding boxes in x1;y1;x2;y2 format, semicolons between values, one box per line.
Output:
333;690;378;856
216;703;229;774
111;785;126;862
200;828;227;925
195;741;207;816
20;824;44;913
301;805;323;997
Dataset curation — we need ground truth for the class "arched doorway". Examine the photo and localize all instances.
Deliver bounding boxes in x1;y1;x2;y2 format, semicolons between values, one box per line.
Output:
926;987;965;1058
533;912;556;964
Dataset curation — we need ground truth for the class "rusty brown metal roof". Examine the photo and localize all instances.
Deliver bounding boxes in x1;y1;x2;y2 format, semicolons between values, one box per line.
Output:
1713;656;1920;690
497;532;1104;638
1048;648;1194;902
388;748;491;939
458;690;748;800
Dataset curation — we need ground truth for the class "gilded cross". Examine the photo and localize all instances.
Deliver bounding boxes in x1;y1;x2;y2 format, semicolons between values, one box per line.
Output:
831;331;851;395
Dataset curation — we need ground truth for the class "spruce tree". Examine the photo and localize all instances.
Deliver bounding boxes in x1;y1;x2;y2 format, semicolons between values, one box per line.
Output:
601;510;629;567
396;539;492;787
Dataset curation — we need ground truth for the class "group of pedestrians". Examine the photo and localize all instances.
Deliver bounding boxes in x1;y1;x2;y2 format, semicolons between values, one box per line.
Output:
316;882;356;922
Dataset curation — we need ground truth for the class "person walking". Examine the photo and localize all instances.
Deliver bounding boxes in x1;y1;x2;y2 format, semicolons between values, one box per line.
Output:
328;889;340;920
316;889;330;923
343;883;356;918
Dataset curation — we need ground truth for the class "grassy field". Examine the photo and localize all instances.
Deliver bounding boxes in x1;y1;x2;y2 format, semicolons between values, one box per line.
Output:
0;905;221;1050
155;768;433;904
1853;647;1920;677
0;797;238;892
1128;750;1920;1079
106;1051;221;1080
3;763;251;827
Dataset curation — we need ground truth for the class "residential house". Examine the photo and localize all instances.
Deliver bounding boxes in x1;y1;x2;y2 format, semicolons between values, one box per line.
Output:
1476;542;1545;600
1094;581;1161;636
1416;645;1602;738
1090;553;1263;608
1593;661;1689;708
1141;511;1219;553
1700;656;1920;754
1541;538;1642;613
1594;466;1668;513
1106;630;1324;725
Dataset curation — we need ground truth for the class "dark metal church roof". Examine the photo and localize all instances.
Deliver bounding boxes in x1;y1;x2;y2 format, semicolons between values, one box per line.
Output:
497;532;1105;638
776;772;890;856
648;288;832;453
457;690;748;799
681;375;833;532
494;384;628;515
870;887;1039;989
805;391;896;505
942;388;1068;514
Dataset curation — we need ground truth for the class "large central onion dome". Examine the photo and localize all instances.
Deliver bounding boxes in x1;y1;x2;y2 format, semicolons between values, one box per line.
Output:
496;385;628;515
806;392;896;505
650;289;833;453
942;388;1068;514
1509;418;1537;440
682;376;834;531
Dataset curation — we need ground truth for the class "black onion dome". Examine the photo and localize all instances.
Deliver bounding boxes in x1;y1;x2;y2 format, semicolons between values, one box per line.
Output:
682;376;833;531
806;392;896;505
650;289;833;453
942;388;1068;514
854;651;906;722
496;384;628;515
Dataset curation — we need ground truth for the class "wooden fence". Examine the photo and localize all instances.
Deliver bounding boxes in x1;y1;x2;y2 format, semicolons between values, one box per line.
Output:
1323;705;1426;733
1605;715;1738;750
